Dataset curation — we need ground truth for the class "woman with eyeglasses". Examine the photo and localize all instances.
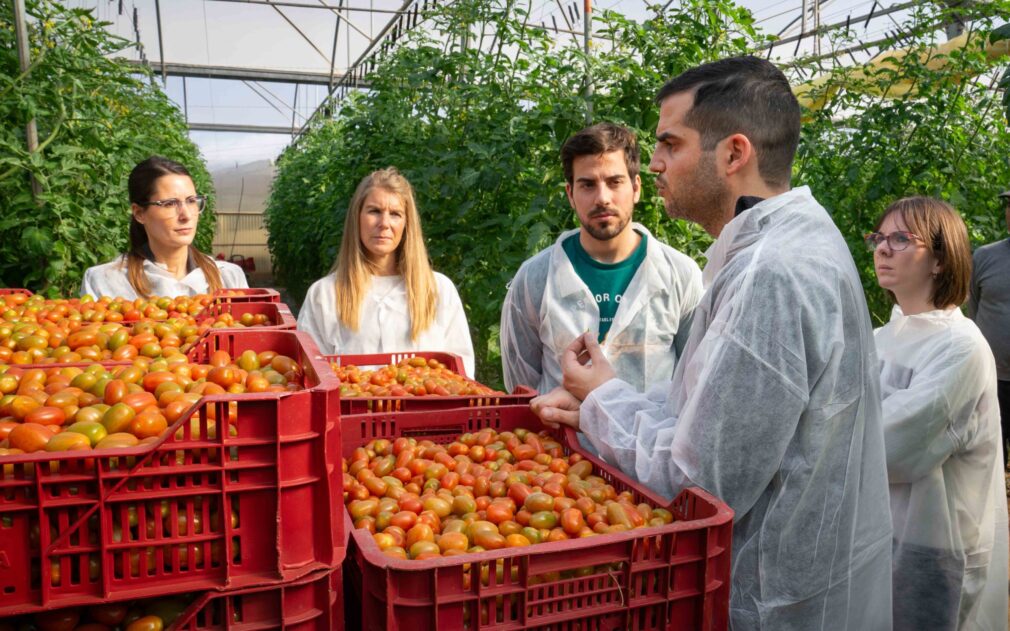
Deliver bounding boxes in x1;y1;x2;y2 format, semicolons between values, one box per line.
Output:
80;156;248;299
296;167;475;376
867;196;1008;631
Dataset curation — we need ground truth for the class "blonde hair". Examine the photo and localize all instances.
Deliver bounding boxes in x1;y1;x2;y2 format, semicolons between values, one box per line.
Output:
333;168;437;340
873;196;972;310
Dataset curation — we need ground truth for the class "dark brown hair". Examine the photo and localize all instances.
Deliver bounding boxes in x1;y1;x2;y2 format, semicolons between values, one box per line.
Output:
127;156;222;298
560;123;640;185
656;56;800;189
873;196;972;309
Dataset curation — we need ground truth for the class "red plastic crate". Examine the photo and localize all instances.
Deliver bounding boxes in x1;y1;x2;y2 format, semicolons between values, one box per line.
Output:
0;329;344;617
325;351;537;414
340;406;734;631
169;566;343;630
213;288;281;304
201;300;297;331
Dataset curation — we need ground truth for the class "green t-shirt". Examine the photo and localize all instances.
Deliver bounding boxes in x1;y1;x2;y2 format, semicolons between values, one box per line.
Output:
562;231;648;342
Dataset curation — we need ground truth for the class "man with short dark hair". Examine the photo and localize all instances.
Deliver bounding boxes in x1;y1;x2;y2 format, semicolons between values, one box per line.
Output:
500;122;702;397
532;57;893;630
968;188;1010;463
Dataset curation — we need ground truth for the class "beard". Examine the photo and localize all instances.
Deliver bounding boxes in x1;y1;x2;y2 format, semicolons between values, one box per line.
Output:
581;207;630;241
660;151;731;231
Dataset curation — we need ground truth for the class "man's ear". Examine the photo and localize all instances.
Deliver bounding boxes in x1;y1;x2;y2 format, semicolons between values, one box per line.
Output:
565;182;576;209
723;133;755;178
632;174;642;204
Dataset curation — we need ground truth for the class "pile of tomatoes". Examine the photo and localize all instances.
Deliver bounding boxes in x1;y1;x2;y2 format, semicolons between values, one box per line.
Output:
0;596;190;631
0;297;279;366
0;349;304;455
2;292;214;323
343;427;674;563
332;356;501;398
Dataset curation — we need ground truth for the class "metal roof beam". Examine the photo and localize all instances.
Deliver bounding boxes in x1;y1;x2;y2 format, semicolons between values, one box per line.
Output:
209;0;410;13
124;60;368;86
187;122;299;134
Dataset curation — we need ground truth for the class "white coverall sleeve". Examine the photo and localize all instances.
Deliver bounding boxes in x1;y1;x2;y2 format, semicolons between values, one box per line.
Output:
500;267;544;392
295;280;337;356
670;255;703;358
881;342;984;484
436;277;476;379
582;329;807;514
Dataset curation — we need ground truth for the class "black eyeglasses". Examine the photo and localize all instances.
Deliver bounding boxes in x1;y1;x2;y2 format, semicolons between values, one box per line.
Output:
864;231;923;252
143;195;207;214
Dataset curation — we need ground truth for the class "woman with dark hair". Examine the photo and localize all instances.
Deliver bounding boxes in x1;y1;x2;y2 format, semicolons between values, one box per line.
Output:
868;196;1008;630
80;156;247;298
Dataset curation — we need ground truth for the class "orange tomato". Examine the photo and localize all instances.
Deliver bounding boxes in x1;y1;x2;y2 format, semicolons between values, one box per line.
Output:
8;423;51;452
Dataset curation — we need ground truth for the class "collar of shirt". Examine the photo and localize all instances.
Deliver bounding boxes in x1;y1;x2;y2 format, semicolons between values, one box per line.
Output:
141;243;198;274
702;187;813;288
550;223;661;300
735;195;765;216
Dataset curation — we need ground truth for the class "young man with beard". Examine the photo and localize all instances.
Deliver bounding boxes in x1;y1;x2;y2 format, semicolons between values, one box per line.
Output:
500;122;702;397
532;58;894;630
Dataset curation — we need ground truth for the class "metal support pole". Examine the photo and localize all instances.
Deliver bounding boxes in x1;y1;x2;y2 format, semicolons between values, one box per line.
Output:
13;0;42;199
583;0;592;124
154;0;167;84
182;76;189;122
812;0;821;56
328;0;343;91
291;83;299;140
800;0;807;37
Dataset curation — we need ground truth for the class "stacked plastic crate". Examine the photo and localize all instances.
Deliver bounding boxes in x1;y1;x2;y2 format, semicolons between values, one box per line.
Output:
0;289;345;630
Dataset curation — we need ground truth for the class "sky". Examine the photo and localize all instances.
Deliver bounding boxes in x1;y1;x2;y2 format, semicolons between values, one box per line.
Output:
65;0;916;169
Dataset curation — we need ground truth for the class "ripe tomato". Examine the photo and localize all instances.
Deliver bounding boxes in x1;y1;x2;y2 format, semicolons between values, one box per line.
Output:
95;432;140;449
208;350;232;368
130;412;168;440
121;391;158;413
45;431;92;452
125;616;164;631
33;609;80;631
406;523;435;548
102;402;136;434
8;422;51;452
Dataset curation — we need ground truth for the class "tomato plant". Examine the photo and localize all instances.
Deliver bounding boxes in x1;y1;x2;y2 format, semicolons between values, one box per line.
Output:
0;1;215;295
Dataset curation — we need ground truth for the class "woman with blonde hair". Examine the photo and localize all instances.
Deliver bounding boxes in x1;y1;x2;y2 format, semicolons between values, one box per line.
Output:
297;167;475;376
81;156;248;298
868;196;1008;630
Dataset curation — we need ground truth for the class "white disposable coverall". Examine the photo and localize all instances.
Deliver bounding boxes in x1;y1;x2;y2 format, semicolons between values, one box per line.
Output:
500;223;702;394
80;255;248;299
579;187;894;630
875;305;1008;631
296;272;475;377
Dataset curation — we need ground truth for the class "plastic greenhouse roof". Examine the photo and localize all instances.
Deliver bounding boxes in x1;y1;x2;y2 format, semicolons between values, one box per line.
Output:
64;0;922;166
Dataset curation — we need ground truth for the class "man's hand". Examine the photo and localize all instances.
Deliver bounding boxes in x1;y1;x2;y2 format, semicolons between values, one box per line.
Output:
562;332;616;401
531;387;582;430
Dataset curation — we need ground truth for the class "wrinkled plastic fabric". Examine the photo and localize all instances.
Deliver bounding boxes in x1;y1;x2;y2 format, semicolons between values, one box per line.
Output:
80;255;248;299
579;187;894;630
500;223;702;394
875;306;1009;631
297;272;476;377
